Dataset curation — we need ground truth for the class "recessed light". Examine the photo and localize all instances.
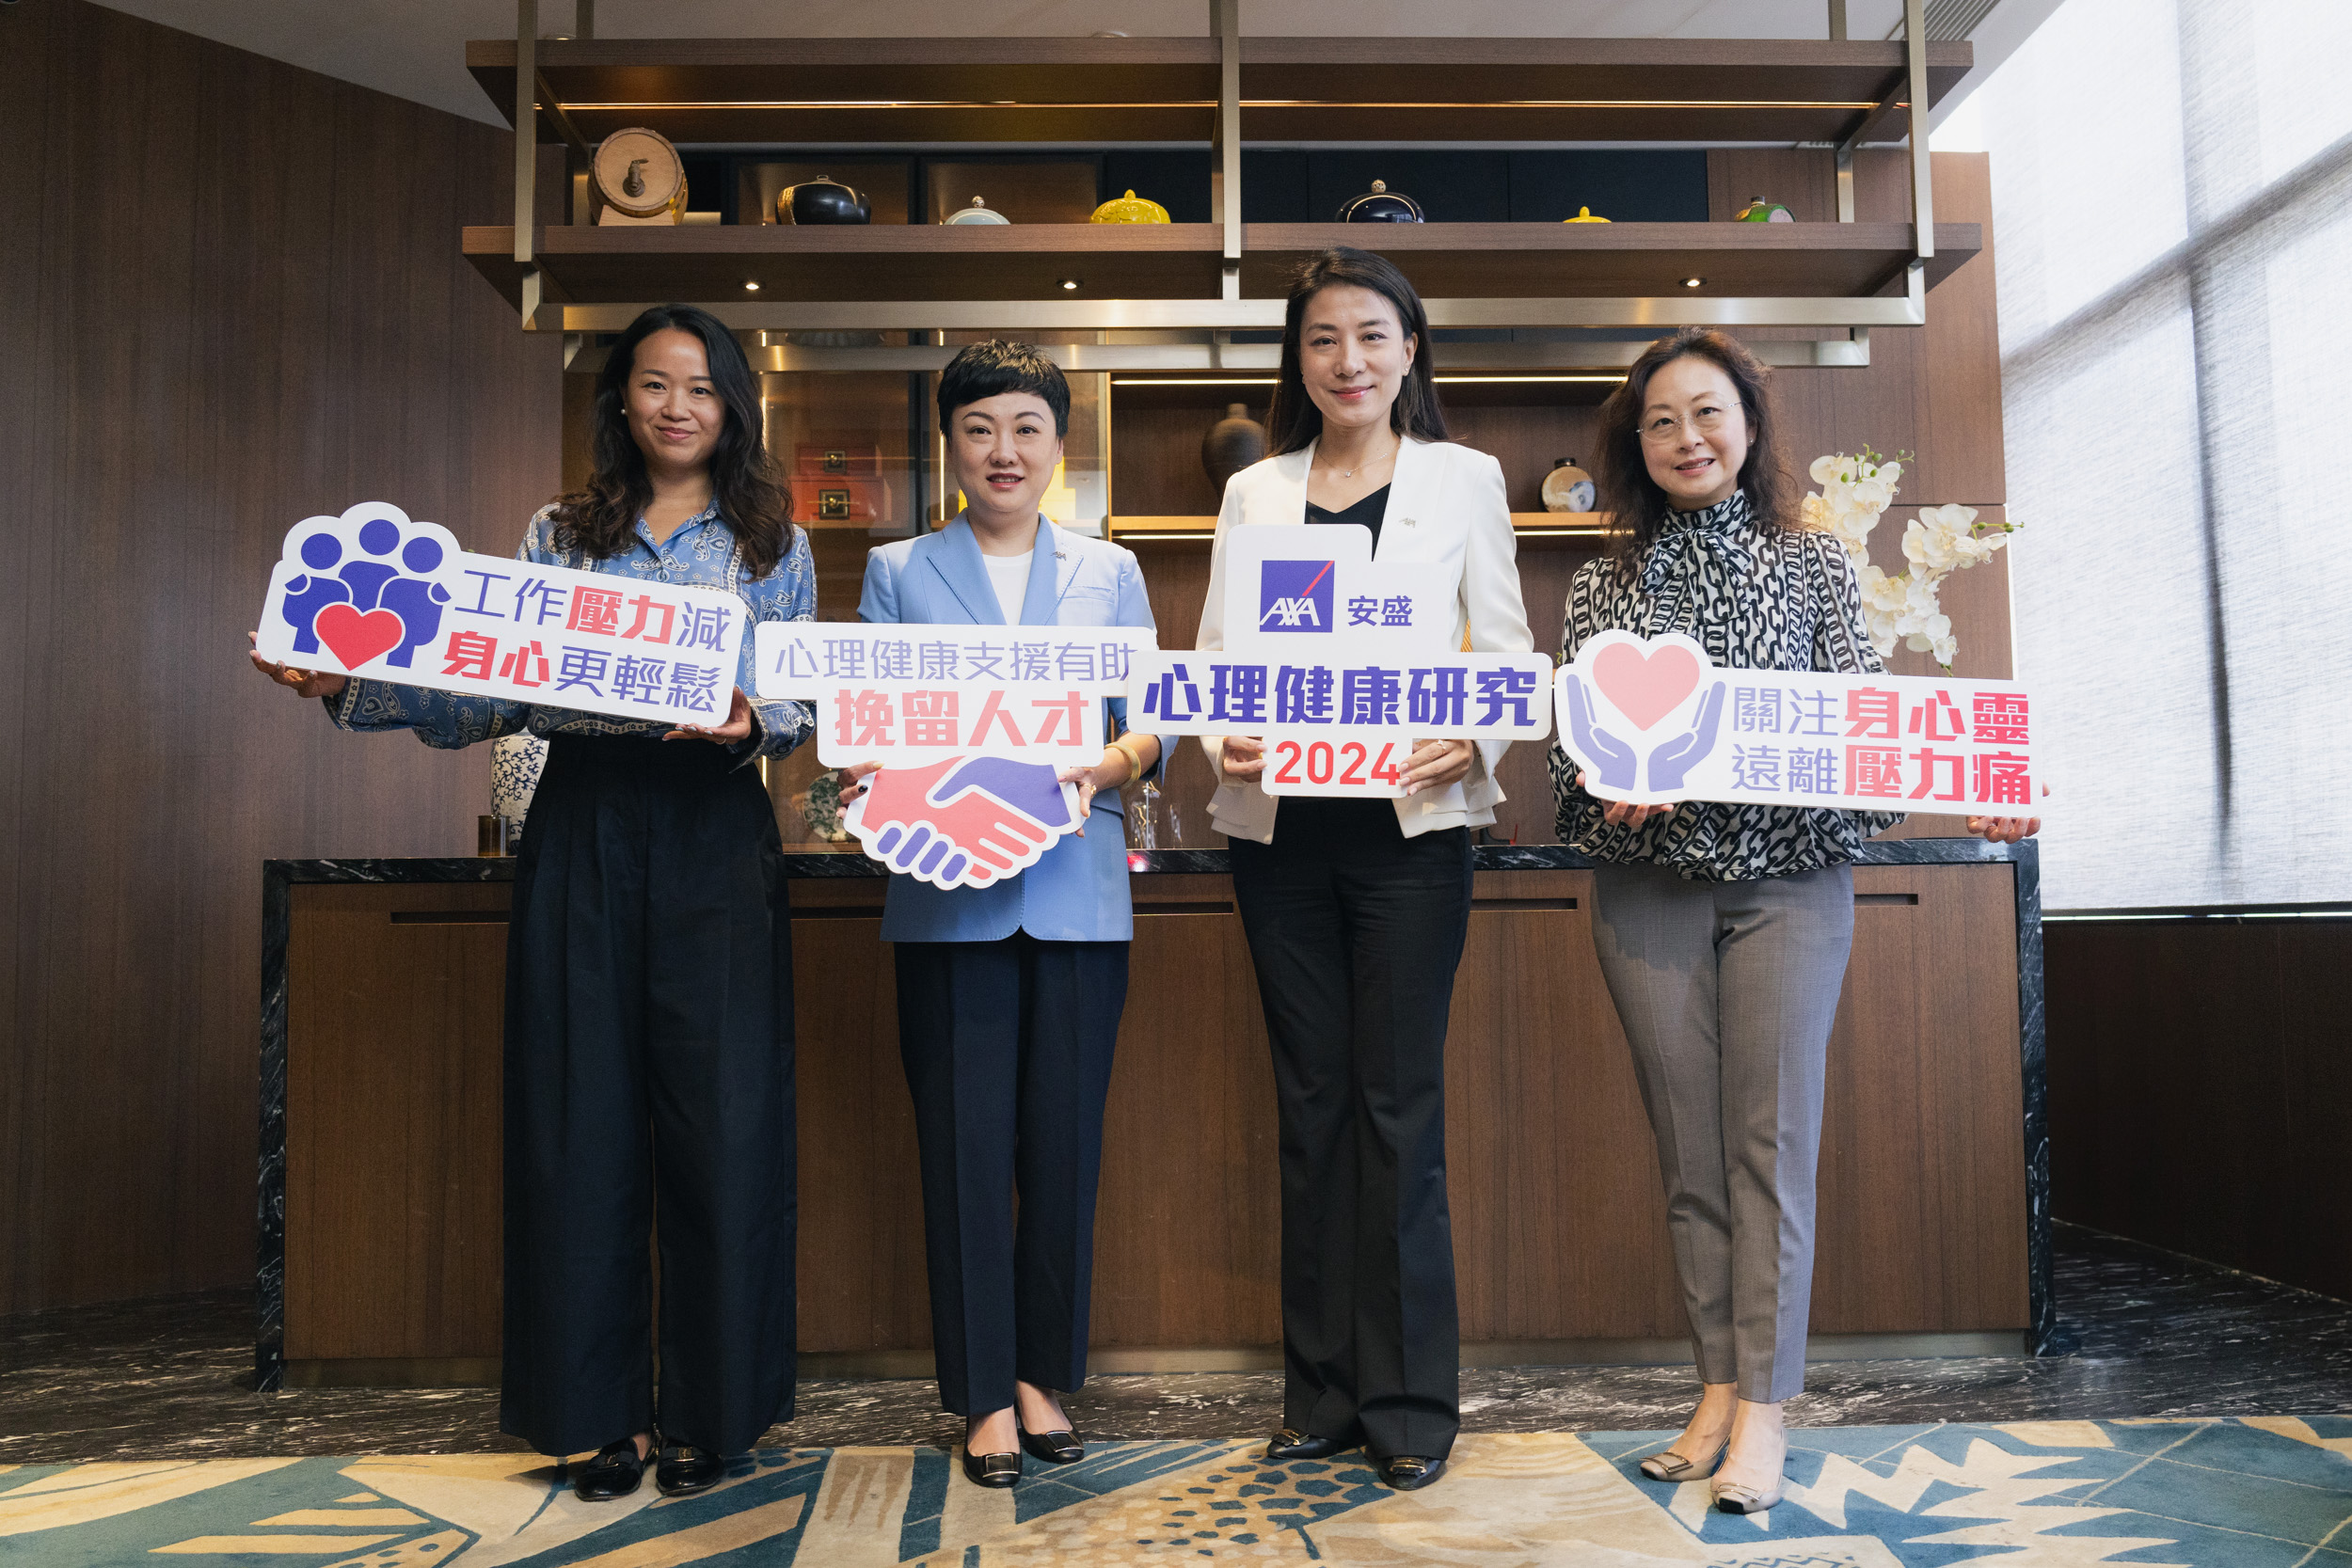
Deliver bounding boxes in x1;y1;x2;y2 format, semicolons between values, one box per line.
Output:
1680;277;1706;289
743;280;761;292
1058;277;1082;291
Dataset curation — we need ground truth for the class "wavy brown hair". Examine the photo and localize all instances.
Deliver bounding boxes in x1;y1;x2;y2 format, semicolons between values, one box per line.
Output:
1266;247;1448;454
1593;327;1795;563
549;304;796;578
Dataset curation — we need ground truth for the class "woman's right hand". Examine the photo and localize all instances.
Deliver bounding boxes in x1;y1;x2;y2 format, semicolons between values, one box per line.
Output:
836;760;883;803
248;632;347;700
1580;770;1677;830
1220;736;1266;781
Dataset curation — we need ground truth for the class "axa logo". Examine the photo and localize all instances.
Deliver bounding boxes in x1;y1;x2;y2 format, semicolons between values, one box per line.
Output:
1259;559;1335;633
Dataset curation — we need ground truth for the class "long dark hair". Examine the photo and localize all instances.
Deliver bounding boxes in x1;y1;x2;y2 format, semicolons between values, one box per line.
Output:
550;303;796;577
1594;327;1796;562
1266;247;1448;454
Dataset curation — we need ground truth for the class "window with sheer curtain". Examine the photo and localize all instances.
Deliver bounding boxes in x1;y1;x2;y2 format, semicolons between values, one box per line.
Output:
1958;0;2352;911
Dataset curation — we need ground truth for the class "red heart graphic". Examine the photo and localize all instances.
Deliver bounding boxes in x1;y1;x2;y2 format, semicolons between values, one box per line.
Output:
313;603;405;669
1592;641;1702;730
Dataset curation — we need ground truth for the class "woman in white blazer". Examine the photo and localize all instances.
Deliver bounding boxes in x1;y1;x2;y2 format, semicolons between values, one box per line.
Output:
1200;247;1534;1492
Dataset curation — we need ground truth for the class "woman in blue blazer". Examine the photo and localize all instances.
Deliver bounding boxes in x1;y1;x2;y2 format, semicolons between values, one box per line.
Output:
844;341;1160;1489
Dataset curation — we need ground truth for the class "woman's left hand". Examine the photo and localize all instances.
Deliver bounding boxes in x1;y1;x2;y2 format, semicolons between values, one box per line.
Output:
1402;738;1475;796
1056;746;1136;837
665;686;756;745
1966;784;2049;845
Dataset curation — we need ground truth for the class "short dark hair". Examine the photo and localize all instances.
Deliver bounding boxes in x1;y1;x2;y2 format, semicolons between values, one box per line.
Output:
937;340;1071;436
1266;247;1448;454
1592;326;1797;562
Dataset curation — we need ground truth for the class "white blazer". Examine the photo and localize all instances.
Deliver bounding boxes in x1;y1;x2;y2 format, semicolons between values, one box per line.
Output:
1199;436;1535;844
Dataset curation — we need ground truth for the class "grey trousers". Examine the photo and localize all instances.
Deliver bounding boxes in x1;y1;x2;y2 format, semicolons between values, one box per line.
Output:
1589;861;1855;1402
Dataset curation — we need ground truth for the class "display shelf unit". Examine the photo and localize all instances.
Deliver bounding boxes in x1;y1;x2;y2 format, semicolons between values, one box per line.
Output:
475;0;1968;358
467;35;1970;148
462;220;1979;310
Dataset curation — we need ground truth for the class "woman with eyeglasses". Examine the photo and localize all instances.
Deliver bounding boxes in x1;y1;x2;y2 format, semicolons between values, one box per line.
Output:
1549;327;2039;1514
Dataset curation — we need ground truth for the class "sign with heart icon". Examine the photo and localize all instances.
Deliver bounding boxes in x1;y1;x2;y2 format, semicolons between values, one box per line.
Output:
1556;630;2044;814
254;500;749;728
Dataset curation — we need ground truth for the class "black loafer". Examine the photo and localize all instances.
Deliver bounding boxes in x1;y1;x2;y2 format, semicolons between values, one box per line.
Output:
1377;1454;1446;1491
961;1448;1022;1488
572;1438;646;1501
655;1443;726;1497
1266;1428;1352;1462
1018;1424;1083;1465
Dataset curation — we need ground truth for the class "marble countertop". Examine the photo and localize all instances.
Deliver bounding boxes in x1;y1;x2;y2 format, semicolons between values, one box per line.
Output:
267;837;2033;883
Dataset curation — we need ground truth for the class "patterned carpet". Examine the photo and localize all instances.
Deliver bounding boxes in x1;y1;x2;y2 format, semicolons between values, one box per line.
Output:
8;1418;2349;1566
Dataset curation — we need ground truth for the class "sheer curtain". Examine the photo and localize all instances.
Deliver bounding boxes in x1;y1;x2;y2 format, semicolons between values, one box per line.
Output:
1966;0;2352;910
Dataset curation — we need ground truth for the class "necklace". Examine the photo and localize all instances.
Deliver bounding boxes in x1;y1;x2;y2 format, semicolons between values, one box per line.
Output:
1317;441;1398;480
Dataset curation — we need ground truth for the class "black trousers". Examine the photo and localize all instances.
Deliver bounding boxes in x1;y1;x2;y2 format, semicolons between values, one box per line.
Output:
1230;800;1472;1461
500;734;797;1458
893;934;1127;1418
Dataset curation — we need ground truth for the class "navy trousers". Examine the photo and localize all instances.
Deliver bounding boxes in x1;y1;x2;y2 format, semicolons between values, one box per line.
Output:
500;734;798;1458
893;933;1127;1417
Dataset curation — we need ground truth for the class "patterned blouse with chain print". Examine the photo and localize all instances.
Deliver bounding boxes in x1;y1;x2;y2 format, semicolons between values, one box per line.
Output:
1546;489;1903;881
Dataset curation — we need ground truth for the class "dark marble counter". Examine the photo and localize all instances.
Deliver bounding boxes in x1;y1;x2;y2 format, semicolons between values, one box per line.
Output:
258;837;2045;1389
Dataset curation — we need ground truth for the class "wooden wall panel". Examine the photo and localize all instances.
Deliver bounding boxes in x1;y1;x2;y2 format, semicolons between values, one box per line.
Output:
285;885;510;1362
0;0;561;1314
2048;919;2352;1301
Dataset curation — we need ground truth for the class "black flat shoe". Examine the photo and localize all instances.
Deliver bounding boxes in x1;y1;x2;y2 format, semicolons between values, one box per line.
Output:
571;1438;646;1501
655;1443;726;1497
1377;1454;1446;1491
1018;1423;1083;1464
1265;1428;1353;1462
961;1447;1022;1488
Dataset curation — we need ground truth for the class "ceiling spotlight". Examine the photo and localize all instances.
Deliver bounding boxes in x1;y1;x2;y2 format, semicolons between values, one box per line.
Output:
743;280;761;292
1680;277;1706;289
1058;277;1082;291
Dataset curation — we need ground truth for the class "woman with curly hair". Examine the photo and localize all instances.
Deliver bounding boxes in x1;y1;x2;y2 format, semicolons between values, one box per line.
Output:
250;303;815;1500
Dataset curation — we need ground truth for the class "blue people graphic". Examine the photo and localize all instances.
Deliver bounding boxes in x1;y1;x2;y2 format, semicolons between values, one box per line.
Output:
336;516;406;611
280;531;354;655
375;536;453;667
1563;675;1728;797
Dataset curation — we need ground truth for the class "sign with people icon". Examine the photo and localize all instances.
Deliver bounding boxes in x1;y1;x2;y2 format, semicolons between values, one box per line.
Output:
755;621;1156;891
1556;630;2042;813
254;501;747;728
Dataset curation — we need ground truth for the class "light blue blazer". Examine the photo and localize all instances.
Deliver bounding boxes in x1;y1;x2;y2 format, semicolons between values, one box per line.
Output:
859;515;1158;944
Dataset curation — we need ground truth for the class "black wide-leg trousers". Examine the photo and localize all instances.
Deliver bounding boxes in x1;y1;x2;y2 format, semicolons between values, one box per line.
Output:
1230;800;1472;1462
893;934;1127;1418
500;734;797;1459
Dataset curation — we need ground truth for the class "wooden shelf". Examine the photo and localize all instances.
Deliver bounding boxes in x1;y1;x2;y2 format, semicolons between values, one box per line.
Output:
470;36;1970;147
463;223;1228;308
465;220;1978;309
1242;222;1980;298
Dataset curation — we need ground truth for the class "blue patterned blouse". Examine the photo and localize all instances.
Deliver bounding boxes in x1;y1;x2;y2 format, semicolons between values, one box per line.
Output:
327;499;816;762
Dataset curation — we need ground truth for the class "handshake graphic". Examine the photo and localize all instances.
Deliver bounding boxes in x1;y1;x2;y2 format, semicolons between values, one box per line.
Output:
847;756;1080;891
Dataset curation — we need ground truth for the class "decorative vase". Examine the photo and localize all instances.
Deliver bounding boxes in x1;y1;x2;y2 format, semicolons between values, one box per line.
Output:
1541;457;1597;514
1563;206;1611;224
1089;189;1170;224
1200;404;1266;497
1337;179;1422;222
777;177;871;225
943;195;1010;226
490;733;548;845
1735;196;1794;223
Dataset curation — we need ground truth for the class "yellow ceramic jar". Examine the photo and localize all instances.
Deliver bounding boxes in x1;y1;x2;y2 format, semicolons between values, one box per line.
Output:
1563;206;1611;223
1089;189;1171;224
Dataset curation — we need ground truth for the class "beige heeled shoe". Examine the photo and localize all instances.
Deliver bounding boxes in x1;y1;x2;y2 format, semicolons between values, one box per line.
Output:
1638;1436;1727;1482
1710;1441;1788;1513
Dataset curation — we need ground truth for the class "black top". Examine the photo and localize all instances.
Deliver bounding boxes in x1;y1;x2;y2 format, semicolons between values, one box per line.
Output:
1305;483;1391;551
